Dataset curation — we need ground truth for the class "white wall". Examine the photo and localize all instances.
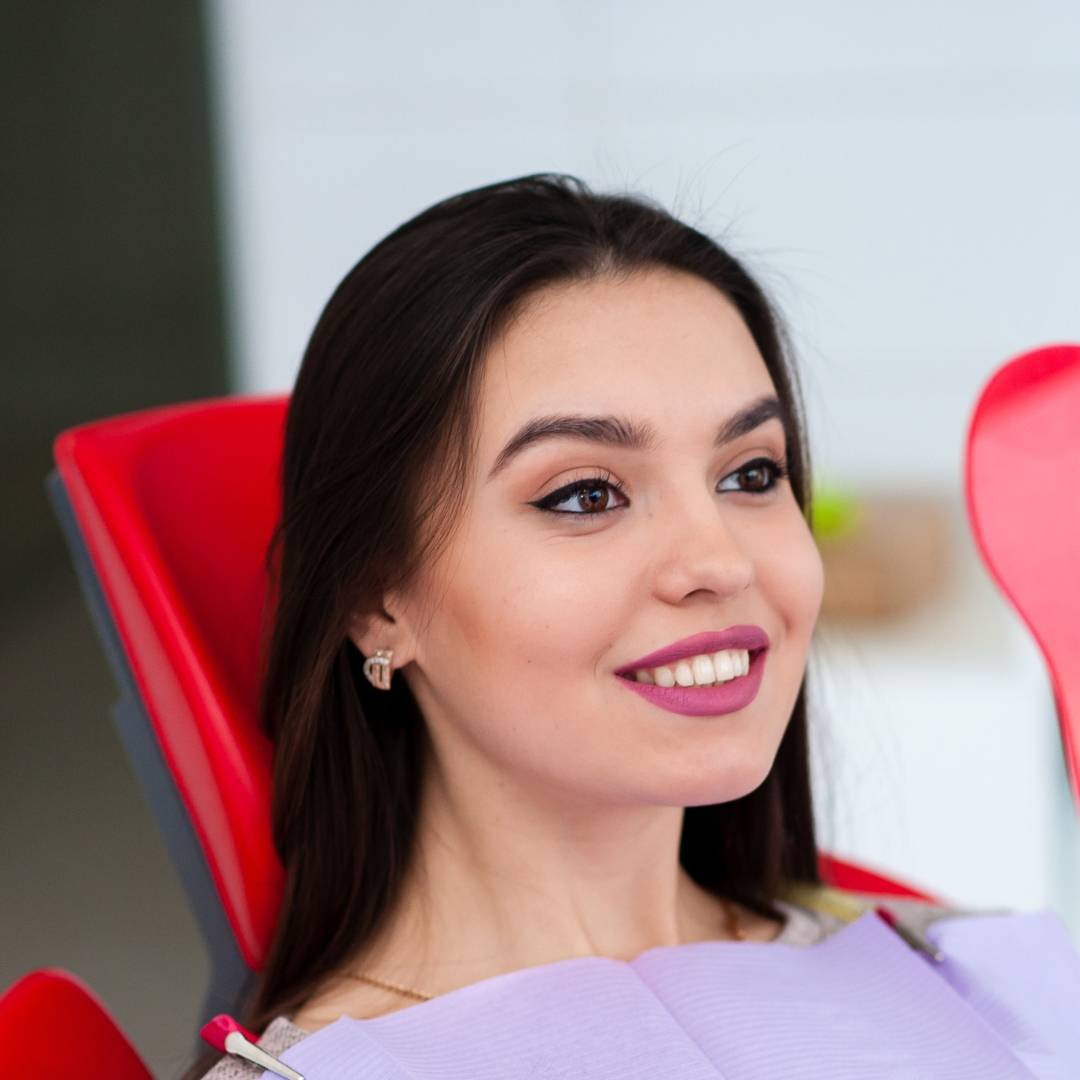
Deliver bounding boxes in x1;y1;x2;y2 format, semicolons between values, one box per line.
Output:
204;0;1080;936
808;501;1080;933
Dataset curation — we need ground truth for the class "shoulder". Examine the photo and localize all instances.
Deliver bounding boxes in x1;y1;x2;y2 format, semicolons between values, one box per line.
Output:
197;1016;308;1079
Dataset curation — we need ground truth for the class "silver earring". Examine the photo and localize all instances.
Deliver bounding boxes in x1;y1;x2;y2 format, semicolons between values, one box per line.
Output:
362;647;394;691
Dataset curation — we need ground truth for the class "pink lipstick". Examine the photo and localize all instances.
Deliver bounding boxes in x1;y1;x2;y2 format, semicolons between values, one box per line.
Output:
614;626;769;717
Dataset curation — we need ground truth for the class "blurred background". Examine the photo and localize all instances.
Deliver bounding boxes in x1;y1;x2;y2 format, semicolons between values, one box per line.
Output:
3;1;1078;1073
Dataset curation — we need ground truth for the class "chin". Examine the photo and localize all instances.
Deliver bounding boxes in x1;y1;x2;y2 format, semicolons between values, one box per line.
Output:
649;752;776;808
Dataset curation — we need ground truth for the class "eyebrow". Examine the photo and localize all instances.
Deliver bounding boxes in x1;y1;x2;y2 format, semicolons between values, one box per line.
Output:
486;394;786;481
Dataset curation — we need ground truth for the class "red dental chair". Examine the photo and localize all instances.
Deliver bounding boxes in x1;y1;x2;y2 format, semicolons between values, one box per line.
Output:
9;340;1077;1075
0;970;152;1079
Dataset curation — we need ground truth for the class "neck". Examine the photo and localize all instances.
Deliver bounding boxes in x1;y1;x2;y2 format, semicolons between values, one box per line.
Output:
352;749;738;993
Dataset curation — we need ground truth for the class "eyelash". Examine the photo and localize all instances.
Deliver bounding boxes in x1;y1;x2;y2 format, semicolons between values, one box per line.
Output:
530;456;789;522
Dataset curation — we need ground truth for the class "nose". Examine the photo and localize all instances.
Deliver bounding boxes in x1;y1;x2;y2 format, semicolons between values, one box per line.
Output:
650;491;755;603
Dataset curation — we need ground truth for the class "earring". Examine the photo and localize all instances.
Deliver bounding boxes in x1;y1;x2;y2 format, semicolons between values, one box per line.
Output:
362;647;394;691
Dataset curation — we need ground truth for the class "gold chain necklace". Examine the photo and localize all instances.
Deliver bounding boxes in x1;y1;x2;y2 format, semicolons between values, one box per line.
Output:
344;896;746;1002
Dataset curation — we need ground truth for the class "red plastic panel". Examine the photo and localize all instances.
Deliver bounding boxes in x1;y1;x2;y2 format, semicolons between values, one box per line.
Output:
0;969;152;1079
53;395;287;968
819;851;938;901
965;344;1080;815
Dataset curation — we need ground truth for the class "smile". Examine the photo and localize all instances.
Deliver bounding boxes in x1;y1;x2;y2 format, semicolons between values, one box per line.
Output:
625;647;755;688
615;648;768;717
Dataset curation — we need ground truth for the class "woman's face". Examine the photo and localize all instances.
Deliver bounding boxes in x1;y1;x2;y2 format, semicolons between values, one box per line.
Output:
378;267;824;809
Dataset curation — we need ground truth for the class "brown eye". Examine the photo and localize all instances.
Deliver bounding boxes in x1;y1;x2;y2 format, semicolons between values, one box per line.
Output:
720;456;788;495
531;474;629;519
576;482;612;511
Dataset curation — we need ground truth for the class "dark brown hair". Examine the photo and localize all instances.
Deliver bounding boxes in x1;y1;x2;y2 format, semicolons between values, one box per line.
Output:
186;171;822;1076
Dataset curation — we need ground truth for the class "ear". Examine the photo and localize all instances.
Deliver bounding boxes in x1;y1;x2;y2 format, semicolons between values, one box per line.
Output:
347;595;416;668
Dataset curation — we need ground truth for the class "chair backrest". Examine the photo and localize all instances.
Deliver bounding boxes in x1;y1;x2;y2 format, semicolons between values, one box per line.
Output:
964;343;1080;815
48;395;288;1015
0;969;152;1079
48;394;937;1019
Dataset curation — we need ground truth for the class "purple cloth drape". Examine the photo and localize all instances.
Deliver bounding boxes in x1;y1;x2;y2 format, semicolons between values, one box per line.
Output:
268;908;1080;1078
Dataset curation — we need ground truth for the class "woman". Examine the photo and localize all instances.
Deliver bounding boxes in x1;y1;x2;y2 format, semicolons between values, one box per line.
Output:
191;173;1077;1079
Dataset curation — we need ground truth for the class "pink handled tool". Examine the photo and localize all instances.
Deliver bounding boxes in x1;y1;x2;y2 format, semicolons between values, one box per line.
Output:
201;1014;305;1080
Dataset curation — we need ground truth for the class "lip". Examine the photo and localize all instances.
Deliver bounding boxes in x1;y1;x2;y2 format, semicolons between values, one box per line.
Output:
613;626;770;677
615;646;768;717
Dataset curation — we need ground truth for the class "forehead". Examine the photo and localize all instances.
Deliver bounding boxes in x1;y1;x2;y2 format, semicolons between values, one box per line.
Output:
476;268;776;455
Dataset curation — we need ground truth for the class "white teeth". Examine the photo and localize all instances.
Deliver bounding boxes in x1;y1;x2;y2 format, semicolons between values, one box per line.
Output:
691;655;716;684
716;651;735;681
632;648;752;687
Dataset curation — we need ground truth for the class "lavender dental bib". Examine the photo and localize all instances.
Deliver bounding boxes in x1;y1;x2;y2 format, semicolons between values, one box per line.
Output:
269;910;1080;1079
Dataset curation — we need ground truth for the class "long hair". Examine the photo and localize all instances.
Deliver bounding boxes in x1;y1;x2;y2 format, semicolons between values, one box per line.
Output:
186;171;822;1076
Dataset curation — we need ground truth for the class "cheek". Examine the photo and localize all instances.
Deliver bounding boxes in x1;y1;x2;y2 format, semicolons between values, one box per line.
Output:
762;518;825;640
417;531;635;780
446;530;623;670
751;520;822;729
